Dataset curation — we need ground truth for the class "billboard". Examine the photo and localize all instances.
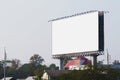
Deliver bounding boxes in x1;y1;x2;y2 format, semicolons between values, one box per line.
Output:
52;11;104;55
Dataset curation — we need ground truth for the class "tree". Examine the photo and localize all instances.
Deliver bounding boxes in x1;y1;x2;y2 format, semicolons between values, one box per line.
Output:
49;63;59;70
17;63;35;75
113;60;120;64
34;69;44;80
30;54;44;66
11;59;21;70
0;61;3;78
58;65;120;80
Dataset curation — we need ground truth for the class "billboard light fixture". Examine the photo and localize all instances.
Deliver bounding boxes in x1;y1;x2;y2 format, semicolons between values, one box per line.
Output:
48;10;108;22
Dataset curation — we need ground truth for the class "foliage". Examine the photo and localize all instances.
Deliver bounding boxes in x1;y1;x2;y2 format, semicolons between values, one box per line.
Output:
49;63;59;70
58;65;120;80
30;54;44;67
0;54;46;79
34;69;44;80
113;60;120;64
11;59;21;70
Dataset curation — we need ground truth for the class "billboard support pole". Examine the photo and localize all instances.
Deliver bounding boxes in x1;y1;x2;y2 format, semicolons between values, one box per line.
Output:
60;58;64;70
92;54;98;69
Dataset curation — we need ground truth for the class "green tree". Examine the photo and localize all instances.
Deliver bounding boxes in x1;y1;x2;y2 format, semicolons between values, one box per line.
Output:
34;69;44;80
18;63;35;74
49;63;59;70
30;54;44;66
11;59;21;70
58;65;120;80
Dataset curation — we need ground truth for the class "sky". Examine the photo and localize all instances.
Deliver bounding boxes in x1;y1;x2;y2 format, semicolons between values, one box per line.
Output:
0;0;120;66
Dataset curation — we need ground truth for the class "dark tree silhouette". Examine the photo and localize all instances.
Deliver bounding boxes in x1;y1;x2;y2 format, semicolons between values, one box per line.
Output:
30;54;44;66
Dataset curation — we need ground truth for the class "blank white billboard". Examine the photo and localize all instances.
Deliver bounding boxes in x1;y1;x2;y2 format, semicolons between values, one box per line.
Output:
52;11;102;55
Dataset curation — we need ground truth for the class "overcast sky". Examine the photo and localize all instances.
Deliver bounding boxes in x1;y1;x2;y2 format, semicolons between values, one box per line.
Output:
0;0;120;65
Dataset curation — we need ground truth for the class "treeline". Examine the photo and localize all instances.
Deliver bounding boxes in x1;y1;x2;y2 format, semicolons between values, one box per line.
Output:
58;65;120;80
0;54;58;79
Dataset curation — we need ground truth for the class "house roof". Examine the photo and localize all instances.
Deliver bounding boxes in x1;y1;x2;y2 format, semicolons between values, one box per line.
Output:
41;72;48;80
25;76;35;80
1;77;15;80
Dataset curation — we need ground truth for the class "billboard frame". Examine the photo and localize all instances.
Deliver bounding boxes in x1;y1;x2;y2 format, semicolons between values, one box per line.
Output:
50;10;105;59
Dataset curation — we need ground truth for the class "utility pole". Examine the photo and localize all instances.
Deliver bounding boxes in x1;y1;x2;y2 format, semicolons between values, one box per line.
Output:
107;49;109;65
3;48;7;80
